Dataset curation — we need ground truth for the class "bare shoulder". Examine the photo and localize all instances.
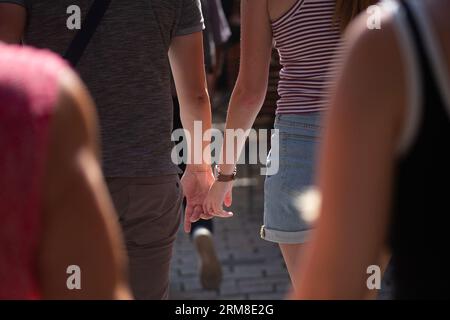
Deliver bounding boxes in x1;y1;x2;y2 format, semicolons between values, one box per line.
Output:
52;68;99;160
335;4;407;121
343;3;404;83
38;68;128;300
43;67;100;211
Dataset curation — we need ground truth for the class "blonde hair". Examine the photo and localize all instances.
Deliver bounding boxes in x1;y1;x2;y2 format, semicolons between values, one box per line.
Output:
335;0;378;31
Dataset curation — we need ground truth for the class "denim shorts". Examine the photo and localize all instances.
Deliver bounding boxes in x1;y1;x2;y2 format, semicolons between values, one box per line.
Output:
261;113;323;244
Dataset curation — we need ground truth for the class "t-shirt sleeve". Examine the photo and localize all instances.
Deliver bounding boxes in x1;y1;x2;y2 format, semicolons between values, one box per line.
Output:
0;0;28;9
174;0;205;37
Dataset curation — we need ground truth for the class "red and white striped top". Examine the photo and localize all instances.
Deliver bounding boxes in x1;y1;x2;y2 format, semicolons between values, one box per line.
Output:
272;0;342;114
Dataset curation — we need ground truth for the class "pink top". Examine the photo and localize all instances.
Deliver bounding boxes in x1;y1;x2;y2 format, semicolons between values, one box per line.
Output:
272;0;341;114
0;44;68;299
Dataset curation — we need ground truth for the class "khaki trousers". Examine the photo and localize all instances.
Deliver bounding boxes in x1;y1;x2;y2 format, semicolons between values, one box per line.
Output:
106;175;183;300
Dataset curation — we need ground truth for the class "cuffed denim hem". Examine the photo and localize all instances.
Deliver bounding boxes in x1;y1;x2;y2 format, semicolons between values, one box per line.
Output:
260;225;312;244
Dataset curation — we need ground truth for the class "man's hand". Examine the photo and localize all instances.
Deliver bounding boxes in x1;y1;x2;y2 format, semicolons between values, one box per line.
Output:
181;168;214;233
181;167;233;233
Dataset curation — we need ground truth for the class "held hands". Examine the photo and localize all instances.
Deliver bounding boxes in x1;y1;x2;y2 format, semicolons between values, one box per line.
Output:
203;180;233;220
181;167;233;233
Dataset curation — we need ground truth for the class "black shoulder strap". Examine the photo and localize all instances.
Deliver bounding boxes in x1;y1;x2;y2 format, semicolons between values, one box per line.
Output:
400;0;436;94
64;0;111;67
400;0;449;131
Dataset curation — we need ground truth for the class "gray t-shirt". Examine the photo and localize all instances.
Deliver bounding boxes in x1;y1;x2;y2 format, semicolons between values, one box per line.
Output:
1;0;204;177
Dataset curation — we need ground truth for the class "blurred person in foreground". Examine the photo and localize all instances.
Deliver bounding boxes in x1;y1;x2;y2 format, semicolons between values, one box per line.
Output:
0;43;130;300
295;0;450;299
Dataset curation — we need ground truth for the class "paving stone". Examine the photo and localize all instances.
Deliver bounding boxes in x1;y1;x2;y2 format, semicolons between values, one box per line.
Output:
248;293;285;300
219;282;240;296
183;290;219;300
263;265;289;277
182;277;203;291
275;283;291;295
238;282;275;295
219;295;248;300
238;277;288;288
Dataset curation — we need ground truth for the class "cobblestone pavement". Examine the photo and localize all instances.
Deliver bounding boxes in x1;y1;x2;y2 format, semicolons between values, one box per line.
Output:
169;164;292;300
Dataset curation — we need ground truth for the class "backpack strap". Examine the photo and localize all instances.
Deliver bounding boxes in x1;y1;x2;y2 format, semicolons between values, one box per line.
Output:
64;0;111;67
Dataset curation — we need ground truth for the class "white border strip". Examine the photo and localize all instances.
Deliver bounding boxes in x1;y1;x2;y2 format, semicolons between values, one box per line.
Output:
386;0;423;156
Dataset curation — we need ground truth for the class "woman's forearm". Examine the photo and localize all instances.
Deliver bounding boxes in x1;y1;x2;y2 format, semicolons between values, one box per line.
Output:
219;87;266;174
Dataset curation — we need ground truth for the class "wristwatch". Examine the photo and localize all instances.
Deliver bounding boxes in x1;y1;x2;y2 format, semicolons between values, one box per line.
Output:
215;165;237;182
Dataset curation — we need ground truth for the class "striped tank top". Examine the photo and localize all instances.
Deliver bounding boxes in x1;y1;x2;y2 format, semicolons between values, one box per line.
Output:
272;0;342;114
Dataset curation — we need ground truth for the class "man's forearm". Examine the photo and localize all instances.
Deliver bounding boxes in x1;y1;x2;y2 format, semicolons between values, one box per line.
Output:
179;95;213;171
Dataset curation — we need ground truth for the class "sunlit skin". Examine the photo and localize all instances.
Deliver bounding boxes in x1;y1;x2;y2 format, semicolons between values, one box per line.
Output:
169;31;234;233
40;67;131;300
294;0;450;299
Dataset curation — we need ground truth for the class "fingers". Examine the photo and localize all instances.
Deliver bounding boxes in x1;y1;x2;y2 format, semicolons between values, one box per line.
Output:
203;199;233;219
213;206;233;218
200;213;214;220
186;205;215;232
203;200;211;217
190;205;203;223
184;205;193;233
192;205;214;222
203;201;213;216
224;189;233;207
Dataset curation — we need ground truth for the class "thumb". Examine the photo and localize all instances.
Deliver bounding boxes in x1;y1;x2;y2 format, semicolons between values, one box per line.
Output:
224;189;233;207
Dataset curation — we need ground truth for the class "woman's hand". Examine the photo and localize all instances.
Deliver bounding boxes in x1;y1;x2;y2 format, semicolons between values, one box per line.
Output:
203;181;234;218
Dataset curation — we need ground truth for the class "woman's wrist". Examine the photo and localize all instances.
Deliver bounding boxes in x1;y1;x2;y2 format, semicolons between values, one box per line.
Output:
215;165;237;181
